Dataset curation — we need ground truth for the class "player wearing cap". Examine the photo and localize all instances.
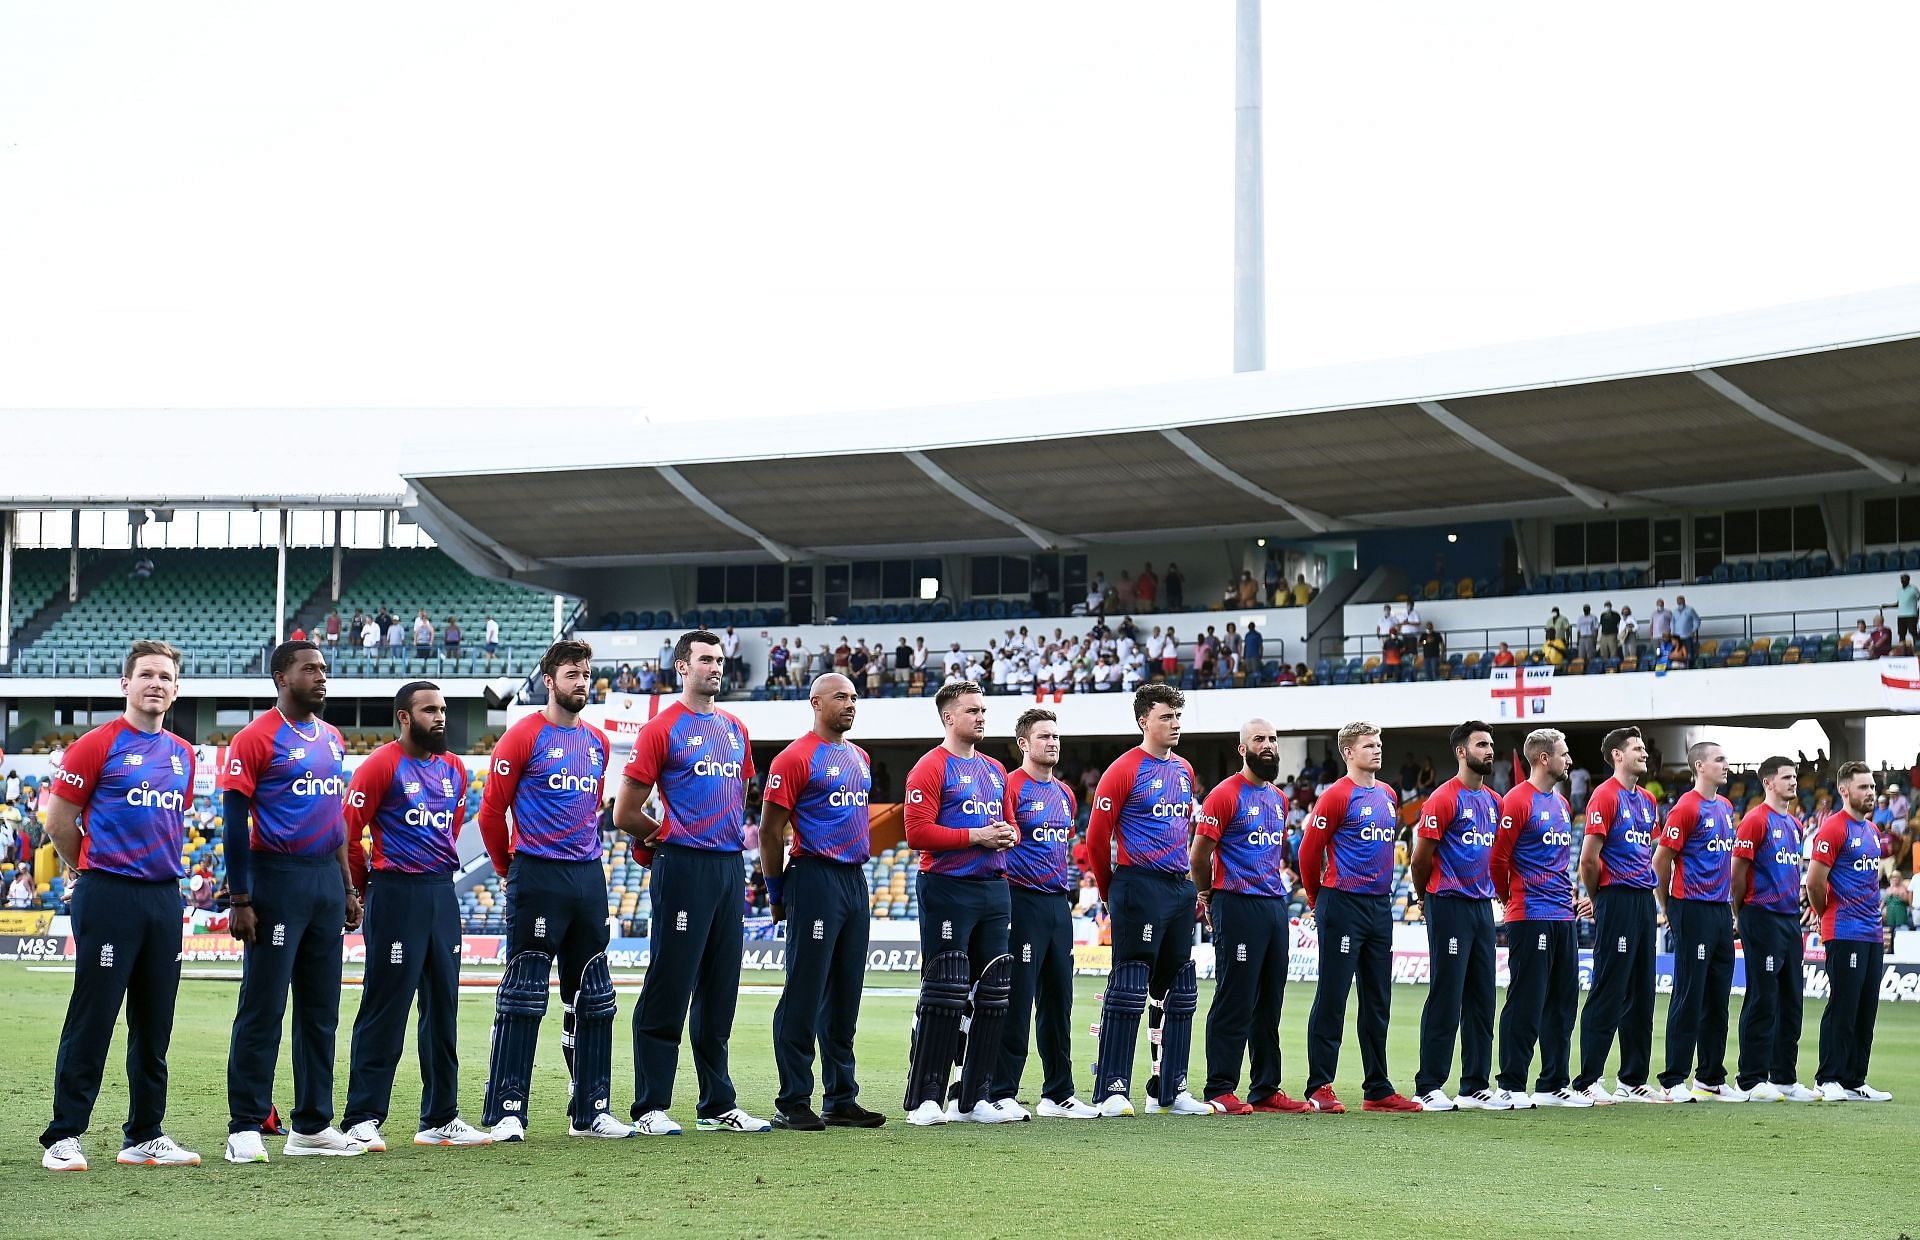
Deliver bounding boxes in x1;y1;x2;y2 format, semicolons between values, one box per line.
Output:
1410;721;1507;1112
39;642;200;1172
1653;740;1742;1102
1190;718;1307;1116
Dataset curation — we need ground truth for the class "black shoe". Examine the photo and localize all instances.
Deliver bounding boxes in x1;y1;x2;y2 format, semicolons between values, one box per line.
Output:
823;1104;887;1129
772;1105;826;1132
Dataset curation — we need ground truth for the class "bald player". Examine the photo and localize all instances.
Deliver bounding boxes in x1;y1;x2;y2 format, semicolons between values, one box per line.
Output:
762;674;886;1130
1191;718;1307;1115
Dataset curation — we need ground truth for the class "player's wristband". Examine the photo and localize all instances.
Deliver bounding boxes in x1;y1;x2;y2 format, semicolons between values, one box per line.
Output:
765;875;783;906
230;894;251;908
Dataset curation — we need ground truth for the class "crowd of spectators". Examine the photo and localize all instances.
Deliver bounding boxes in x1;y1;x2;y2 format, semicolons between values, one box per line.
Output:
303;605;504;662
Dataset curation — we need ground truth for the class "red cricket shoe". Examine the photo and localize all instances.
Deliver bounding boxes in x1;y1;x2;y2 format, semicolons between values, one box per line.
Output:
1205;1093;1254;1116
1306;1086;1345;1114
1362;1093;1425;1113
1250;1090;1310;1114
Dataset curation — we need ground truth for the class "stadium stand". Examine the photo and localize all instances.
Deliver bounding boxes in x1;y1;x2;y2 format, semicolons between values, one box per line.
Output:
321;548;571;677
4;550;70;648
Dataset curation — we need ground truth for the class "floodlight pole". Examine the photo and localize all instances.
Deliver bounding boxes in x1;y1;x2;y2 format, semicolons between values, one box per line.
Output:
1234;0;1265;373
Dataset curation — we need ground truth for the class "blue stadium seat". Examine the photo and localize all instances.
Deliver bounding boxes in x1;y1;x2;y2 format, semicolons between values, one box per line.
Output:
1867;552;1886;573
1731;562;1750;582
1844;552;1865;574
1906;548;1920;571
1603;570;1622;590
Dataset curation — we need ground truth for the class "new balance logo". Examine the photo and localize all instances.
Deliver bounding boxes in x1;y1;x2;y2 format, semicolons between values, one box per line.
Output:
675;910;689;932
99;944;115;968
272;924;286;947
390;941;404;965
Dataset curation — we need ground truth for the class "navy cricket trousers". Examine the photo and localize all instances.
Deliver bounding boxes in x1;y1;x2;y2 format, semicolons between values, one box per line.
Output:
42;873;182;1148
345;870;462;1130
772;857;870;1113
1305;888;1395;1101
1734;906;1804;1090
632;843;744;1119
1575;886;1656;1091
228;853;347;1135
1203;890;1290;1103
1497;918;1580;1094
1416;894;1497;1097
995;884;1077;1104
1660;897;1734;1089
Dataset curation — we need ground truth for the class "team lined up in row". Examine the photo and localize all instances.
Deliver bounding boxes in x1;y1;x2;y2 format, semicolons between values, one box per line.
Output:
34;633;1892;1172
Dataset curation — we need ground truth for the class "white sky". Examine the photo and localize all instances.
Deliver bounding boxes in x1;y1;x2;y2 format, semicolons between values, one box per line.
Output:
4;1;1920;423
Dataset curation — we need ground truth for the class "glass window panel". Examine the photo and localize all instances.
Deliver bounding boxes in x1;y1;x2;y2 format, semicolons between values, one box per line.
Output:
1723;509;1757;557
1586;520;1617;565
1618;518;1650;563
1552;522;1584;567
1756;506;1791;555
1863;497;1897;545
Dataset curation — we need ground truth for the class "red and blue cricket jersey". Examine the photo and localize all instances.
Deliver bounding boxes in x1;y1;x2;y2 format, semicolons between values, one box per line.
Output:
624;701;755;852
1583;775;1657;889
904;745;1014;879
479;712;610;872
346;741;469;882
1493;783;1575;922
1299;775;1399;902
1196;772;1291;899
764;732;872;866
1809;811;1882;943
1733;805;1803;917
1005;768;1077;894
226;709;348;856
1417;776;1499;900
50;718;195;881
1085;747;1197;896
1659;788;1736;903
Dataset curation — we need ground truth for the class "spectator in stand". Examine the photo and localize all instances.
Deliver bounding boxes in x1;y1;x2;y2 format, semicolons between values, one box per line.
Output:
130;555;155;579
4;770;18;803
1672;595;1700;657
1418;622;1445;681
444;616;462;659
1492;642;1515;668
7;866;34;907
1194;636;1218;689
848;640;869;685
1848;619;1872;659
289;624;307;643
1402;599;1422;631
361;614;380;661
1135;562;1159;613
722;626;742;690
1164;561;1186;611
1543;632;1567;667
1619;606;1638;658
1567;764;1591;812
374;604;392;635
483;615;500;660
911;637;929;683
1381;628;1405;682
1235;570;1260;608
349;609;367;645
1868;614;1893;660
865;653;886;698
615;663;640;693
766;641;791;689
893;636;913;685
1030;561;1053;616
833;636;852;675
1575;605;1598;662
1648;598;1672;647
1293;661;1313;685
1114;570;1135;614
1275;663;1297;686
637;662;658;693
1161;629;1181;679
324;611;341;650
942;642;965;679
1597;601;1621;659
811;643;832;679
385;615;406;657
1887;874;1913;931
1264;551;1282;606
1291;574;1312;607
1377;605;1399;641
1889;571;1919;647
413;608;434;658
658;636;676;689
1084;578;1106;616
1889;783;1911;826
1243;621;1263;672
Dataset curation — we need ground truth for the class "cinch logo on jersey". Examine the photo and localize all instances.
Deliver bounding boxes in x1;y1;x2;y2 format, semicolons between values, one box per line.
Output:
1310;776;1398;896
1201;774;1292;899
1419;778;1498;900
51;719;195;882
487;717;610;864
626;703;754;852
354;746;467;874
1006;769;1075;893
228;712;348;857
1665;790;1735;903
1585;776;1657;889
910;748;1014;880
1498;785;1575;922
1099;749;1198;875
766;733;872;866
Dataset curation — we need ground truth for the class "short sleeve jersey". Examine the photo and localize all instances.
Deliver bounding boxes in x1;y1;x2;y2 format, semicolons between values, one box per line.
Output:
226;710;348;856
1494;784;1575;922
1004;769;1076;893
1660;788;1736;903
1196;772;1291;899
1416;776;1499;900
1305;776;1400;896
1733;805;1803;917
347;742;469;873
624;701;755;852
481;713;610;862
51;719;195;880
1583;775;1657;889
764;732;871;866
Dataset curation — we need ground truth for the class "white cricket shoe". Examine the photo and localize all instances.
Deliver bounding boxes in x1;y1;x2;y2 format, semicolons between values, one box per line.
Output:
695;1108;770;1133
224;1131;270;1163
1454;1089;1512;1111
634;1109;684;1135
990;1099;1032;1122
1613;1083;1671;1104
42;1138;88;1172
489;1116;526;1143
1818;1081;1848;1102
905;1100;949;1127
1660;1084;1697;1104
1531;1088;1594;1109
415;1118;491;1146
1744;1082;1785;1102
1144;1091;1209;1115
570;1112;636;1138
1691;1081;1747;1102
1844;1083;1892;1102
284;1127;367;1157
1412;1090;1456;1112
952;1100;1015;1124
1780;1082;1823;1103
1095;1093;1135;1118
1501;1089;1535;1110
344;1120;387;1151
117;1135;201;1167
1581;1082;1617;1107
1035;1096;1101;1120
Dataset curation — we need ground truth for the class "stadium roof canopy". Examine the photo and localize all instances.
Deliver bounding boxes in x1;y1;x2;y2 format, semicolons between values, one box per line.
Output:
404;286;1920;578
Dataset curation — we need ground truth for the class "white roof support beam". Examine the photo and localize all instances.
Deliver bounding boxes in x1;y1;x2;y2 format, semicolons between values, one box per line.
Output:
407;487;543;577
1158;428;1336;533
655;466;800;562
1695;368;1915;484
903;451;1069;549
1416;400;1623;510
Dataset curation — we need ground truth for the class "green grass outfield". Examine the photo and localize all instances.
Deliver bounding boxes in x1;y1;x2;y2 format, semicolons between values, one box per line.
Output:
2;963;1915;1239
